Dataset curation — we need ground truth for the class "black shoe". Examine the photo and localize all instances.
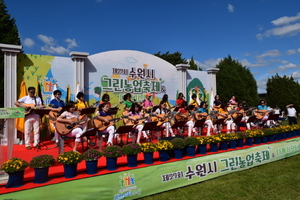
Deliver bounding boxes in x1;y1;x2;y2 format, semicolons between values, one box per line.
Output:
88;141;96;147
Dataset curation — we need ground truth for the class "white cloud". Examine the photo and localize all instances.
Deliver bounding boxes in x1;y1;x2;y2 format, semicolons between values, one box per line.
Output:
291;71;300;80
37;34;55;46
196;58;221;70
286;49;297;55
23;38;35;48
65;38;78;49
227;4;234;12
256;78;268;94
298;48;300;53
271;13;300;26
257;49;281;58
267;62;300;74
41;45;70;55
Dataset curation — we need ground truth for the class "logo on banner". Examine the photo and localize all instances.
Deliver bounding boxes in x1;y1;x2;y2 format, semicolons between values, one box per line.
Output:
114;173;141;200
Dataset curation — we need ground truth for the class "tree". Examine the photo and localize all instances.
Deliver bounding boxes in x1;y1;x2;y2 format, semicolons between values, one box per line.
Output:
216;55;259;106
0;0;21;107
188;56;202;71
266;74;300;110
154;51;187;66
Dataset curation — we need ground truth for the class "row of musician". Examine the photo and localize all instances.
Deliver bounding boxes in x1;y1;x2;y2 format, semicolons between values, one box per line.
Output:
15;87;276;151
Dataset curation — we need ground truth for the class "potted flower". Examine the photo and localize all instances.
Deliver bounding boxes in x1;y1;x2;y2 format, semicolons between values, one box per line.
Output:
218;133;230;150
140;142;156;164
244;130;255;146
82;149;102;175
226;133;239;149
29;154;55;183
236;132;247;147
196;136;209;154
1;157;28;188
207;135;222;152
184;137;199;157
122;143;142;167
155;140;173;162
263;128;276;142
171;138;186;159
57;151;83;178
102;145;123;171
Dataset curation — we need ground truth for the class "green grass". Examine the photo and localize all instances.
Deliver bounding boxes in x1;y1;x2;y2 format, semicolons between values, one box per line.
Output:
140;154;300;200
141;119;300;200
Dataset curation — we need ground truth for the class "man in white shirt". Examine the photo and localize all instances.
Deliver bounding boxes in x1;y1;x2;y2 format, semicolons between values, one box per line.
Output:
15;87;43;150
286;104;297;125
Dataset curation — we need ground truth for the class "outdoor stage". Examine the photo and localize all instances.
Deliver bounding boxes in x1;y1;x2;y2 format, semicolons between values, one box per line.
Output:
1;130;300;199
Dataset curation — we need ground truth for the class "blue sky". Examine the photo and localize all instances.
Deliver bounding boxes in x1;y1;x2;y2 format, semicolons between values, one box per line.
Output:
5;0;300;93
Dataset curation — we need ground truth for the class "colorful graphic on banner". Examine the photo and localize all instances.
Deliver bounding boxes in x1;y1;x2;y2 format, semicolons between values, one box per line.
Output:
0;108;24;119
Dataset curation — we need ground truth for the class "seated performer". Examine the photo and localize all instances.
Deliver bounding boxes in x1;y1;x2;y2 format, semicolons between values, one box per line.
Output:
141;93;154;113
217;103;236;133
255;100;274;127
153;101;175;137
49;89;65;145
176;101;194;137
95;103;120;146
127;103;150;144
176;92;185;109
56;101;89;152
234;102;256;130
196;101;214;136
100;94;112;108
15;86;44;150
123;93;133;114
213;95;222;111
189;94;199;111
161;94;172;110
75;92;88;131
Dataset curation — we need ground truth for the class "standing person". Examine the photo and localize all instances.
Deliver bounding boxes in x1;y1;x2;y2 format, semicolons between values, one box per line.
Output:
95;103;121;146
286;104;298;125
141;93;154;113
49;90;65;145
15;86;43;150
153;101;175;137
57;101;89;152
127;103;149;144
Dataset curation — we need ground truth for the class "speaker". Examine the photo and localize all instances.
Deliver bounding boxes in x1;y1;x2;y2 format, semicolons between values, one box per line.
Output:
160;136;185;141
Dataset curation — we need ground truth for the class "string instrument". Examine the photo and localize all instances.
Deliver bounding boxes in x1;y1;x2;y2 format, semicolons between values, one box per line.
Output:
93;115;127;131
56;117;89;135
175;112;192;122
151;113;175;126
254;109;274;119
232;107;255;119
125;114;154;127
19;103;46;115
227;105;237;111
48;107;63;123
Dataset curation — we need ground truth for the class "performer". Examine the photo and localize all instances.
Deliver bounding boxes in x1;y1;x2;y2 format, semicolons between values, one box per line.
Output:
161;94;172;111
235;102;255;130
176;101;194;137
127;103;150;144
189;94;199;111
228;95;237;111
286;104;297;125
100;94;112;108
15;86;43;150
197;101;214;136
141;93;154;113
75;92;88;131
213;95;222;111
95;103;121;146
176;93;185;108
123;93;133;113
217;103;236;133
49;90;65;145
57;101;89;152
255;100;274;127
153;101;175;137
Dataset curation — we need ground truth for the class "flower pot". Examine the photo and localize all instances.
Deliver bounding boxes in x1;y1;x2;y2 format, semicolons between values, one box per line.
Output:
186;146;196;157
210;143;218;152
237;139;244;147
292;131;297;137
275;133;282;141
219;142;228;150
197;144;207;154
229;140;236;149
174;148;184;159
246;138;253;146
6;170;24;188
34;167;49;184
268;135;275;142
253;137;261;144
261;136;268;144
296;130;300;136
281;132;287;140
106;157;118;171
63;164;77;178
127;154;138;167
159;150;170;162
287;131;292;138
85;160;98;175
143;152;154;164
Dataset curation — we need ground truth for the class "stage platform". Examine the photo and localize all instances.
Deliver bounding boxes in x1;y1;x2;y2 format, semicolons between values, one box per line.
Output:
1;134;300;199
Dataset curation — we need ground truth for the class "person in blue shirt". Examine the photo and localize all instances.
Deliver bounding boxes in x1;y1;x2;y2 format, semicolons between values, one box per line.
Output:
256;100;274;127
196;101;214;136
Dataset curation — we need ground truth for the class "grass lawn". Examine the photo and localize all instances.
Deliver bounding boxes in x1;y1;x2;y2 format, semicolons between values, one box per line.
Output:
141;119;300;200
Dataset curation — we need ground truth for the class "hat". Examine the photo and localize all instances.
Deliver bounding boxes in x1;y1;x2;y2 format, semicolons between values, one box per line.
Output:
145;93;151;97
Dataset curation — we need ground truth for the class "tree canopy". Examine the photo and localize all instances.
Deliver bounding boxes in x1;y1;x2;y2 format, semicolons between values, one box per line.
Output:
266;74;300;110
0;0;21;107
216;55;259;106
